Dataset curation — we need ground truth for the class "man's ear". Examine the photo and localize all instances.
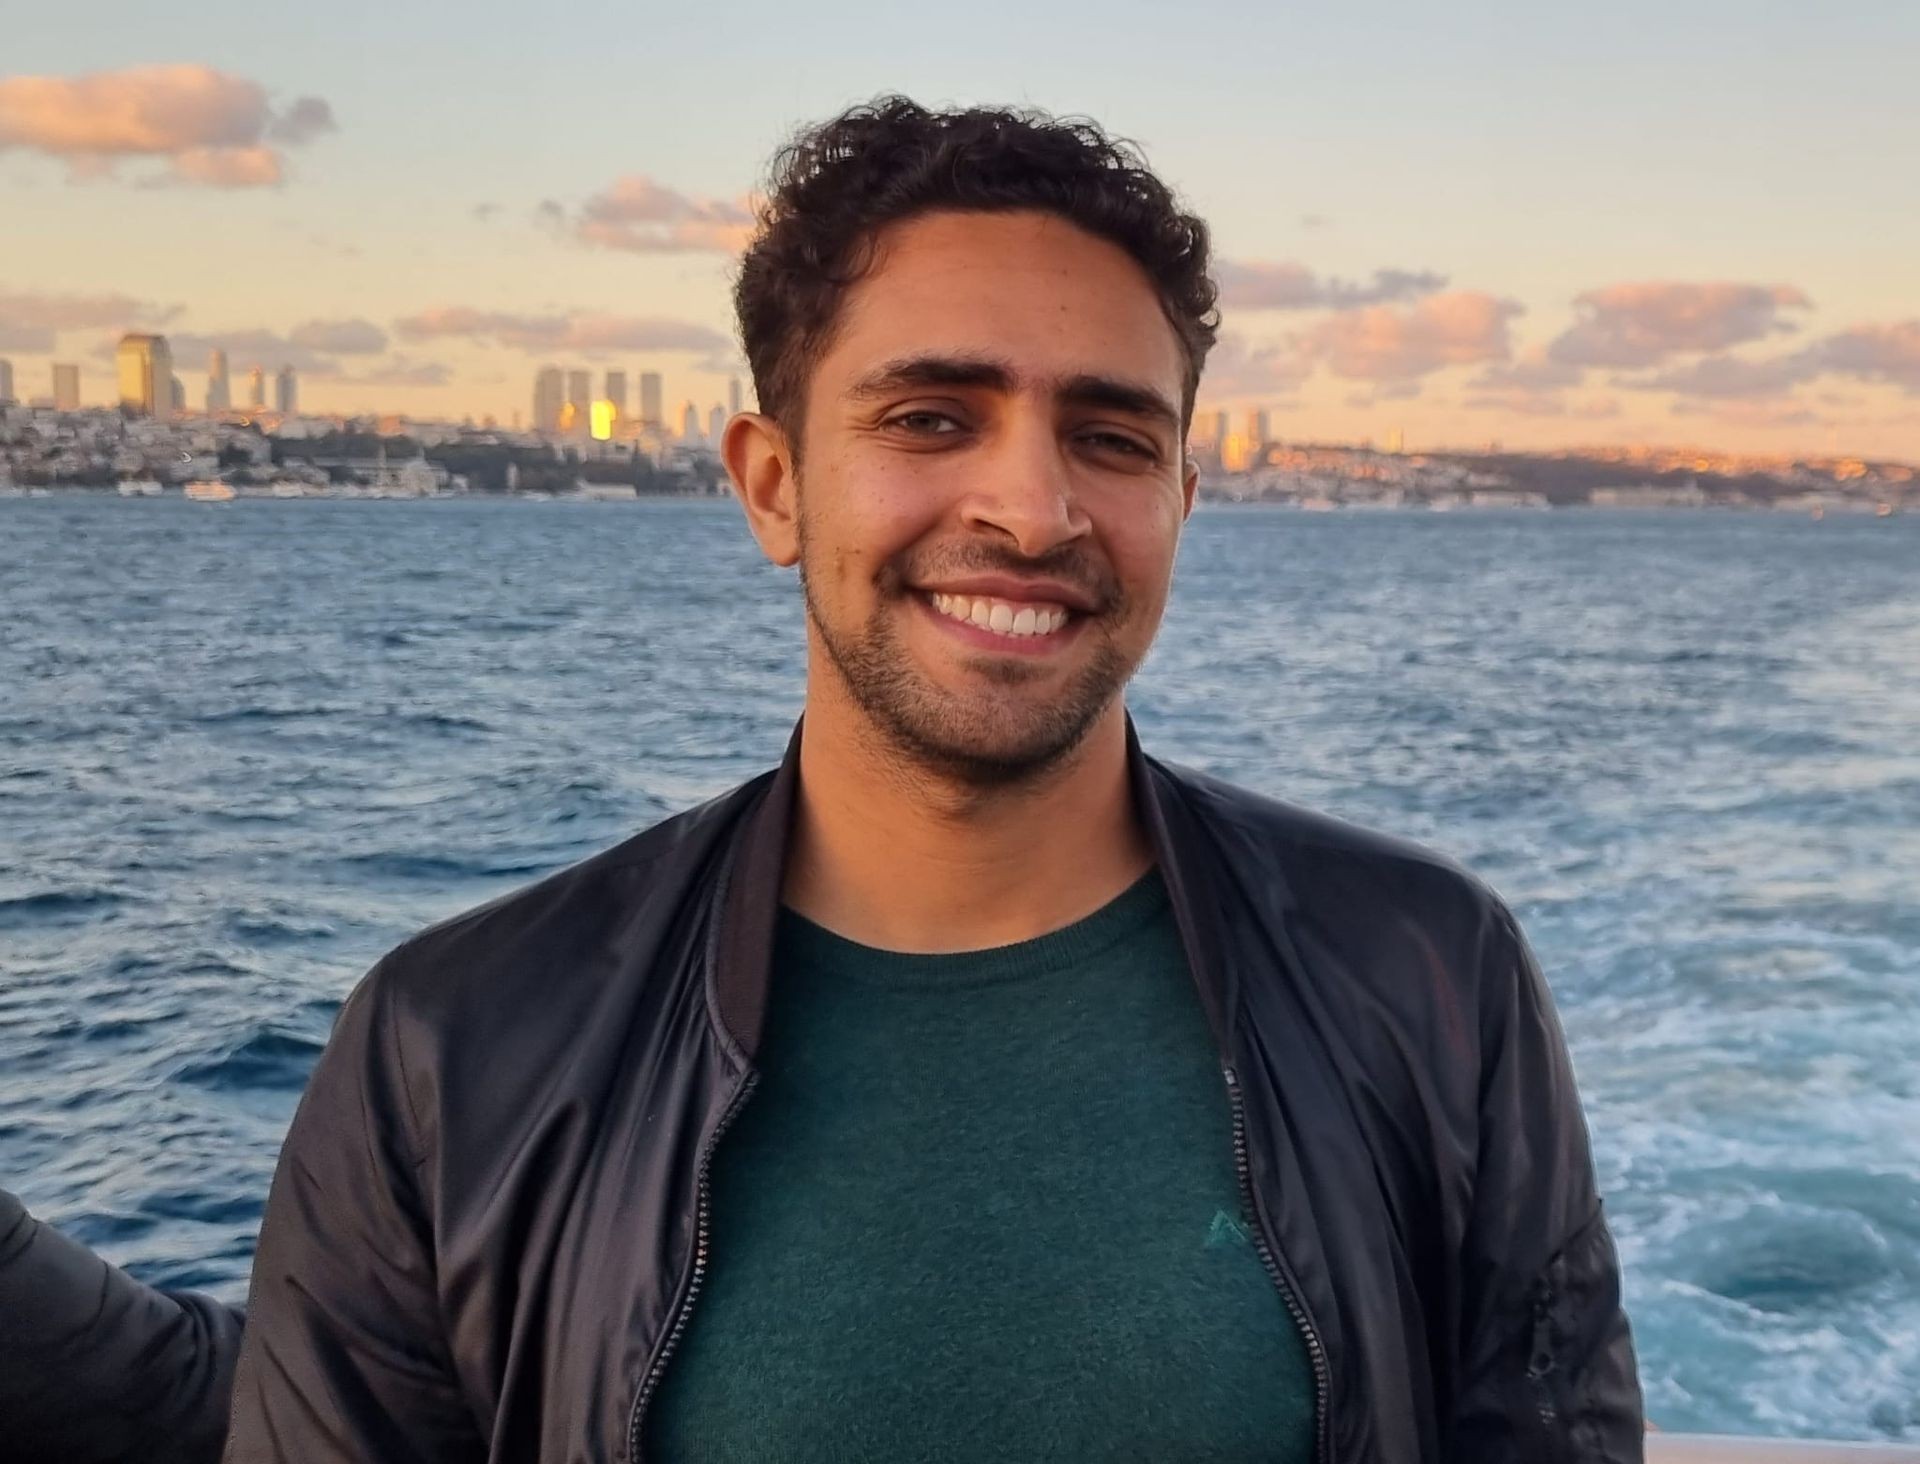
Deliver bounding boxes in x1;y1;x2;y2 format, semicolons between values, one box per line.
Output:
1181;453;1200;522
724;411;800;568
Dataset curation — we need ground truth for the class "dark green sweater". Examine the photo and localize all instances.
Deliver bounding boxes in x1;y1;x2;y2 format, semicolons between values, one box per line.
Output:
644;871;1316;1462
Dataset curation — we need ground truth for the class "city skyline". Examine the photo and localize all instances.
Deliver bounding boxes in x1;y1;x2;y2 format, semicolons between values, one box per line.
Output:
3;2;1918;458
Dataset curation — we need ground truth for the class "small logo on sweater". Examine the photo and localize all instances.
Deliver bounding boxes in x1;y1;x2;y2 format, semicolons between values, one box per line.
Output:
1206;1208;1253;1249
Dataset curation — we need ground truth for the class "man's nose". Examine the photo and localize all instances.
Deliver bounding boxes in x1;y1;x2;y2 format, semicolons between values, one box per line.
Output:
957;415;1091;558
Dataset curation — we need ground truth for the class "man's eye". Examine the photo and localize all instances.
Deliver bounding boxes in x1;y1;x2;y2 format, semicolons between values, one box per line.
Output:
1084;431;1155;459
888;411;962;435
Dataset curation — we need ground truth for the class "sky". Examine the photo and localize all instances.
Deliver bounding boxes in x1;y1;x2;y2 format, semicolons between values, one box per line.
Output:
4;0;1919;459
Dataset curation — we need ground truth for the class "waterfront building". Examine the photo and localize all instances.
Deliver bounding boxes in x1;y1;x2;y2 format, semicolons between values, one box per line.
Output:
0;358;13;404
53;363;81;410
728;376;742;416
639;371;663;428
534;366;565;433
207;350;231;412
708;403;725;445
116;333;174;416
679;400;700;442
248;366;266;409
275;366;298;415
605;370;628;422
566;370;592;435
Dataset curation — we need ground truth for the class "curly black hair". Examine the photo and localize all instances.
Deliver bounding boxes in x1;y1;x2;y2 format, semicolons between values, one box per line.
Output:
734;95;1219;450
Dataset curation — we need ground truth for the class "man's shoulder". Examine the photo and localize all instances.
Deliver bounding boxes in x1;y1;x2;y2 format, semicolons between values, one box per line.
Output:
1153;754;1502;925
365;768;774;1006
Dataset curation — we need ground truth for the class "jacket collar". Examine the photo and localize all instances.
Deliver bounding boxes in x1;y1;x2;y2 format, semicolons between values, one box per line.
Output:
712;713;1237;1062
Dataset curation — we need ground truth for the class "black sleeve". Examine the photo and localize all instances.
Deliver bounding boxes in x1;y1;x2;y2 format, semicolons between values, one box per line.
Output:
0;1185;246;1464
1451;902;1647;1462
222;960;486;1463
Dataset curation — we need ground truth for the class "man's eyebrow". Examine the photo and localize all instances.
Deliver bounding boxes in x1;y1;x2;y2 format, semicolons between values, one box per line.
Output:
846;353;1016;399
1056;374;1181;432
847;354;1180;431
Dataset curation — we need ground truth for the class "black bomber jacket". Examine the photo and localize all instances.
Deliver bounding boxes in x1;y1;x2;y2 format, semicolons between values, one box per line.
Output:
225;721;1645;1462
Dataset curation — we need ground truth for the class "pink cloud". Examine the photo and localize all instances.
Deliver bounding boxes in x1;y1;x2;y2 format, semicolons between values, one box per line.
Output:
1467;350;1585;393
1215;260;1447;312
1305;291;1523;381
394;305;731;355
1630;352;1818;399
288;317;387;354
1811;320;1920;394
0;65;333;188
566;175;755;254
1195;333;1313;400
1549;282;1811;368
0;288;178;351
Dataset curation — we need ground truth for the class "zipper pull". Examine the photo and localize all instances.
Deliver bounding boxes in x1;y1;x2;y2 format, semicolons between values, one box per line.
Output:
1526;1280;1555;1379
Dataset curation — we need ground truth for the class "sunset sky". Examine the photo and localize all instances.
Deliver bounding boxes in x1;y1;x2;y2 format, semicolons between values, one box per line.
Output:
5;0;1919;458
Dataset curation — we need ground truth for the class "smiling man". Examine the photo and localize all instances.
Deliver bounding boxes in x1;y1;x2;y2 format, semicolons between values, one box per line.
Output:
226;98;1644;1463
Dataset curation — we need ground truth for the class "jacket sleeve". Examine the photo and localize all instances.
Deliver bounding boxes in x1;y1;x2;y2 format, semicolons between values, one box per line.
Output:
1450;900;1645;1462
0;1186;245;1464
223;959;486;1463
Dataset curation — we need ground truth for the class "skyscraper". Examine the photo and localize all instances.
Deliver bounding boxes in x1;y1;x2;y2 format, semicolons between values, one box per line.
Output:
533;367;565;433
0;358;13;404
53;363;80;410
678;400;700;442
728;376;742;417
275;365;298;414
116;333;174;416
248;366;266;409
639;371;663;428
207;349;231;413
171;376;186;413
605;370;628;422
1246;409;1271;449
707;404;725;446
566;370;591;435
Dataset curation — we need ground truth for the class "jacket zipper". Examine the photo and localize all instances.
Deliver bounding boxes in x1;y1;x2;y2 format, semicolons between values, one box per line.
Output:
1226;1063;1331;1464
1526;1276;1559;1433
626;1070;761;1464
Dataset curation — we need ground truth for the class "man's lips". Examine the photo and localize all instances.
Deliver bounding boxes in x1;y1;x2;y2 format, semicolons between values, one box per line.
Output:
913;588;1086;655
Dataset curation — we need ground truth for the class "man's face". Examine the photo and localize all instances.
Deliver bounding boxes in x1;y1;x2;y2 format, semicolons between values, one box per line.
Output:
784;208;1196;786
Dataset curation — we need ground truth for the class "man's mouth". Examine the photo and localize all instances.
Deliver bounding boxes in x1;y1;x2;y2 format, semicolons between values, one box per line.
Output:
925;590;1073;641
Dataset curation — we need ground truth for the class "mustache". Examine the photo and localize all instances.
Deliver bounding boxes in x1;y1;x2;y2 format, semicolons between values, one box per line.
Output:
883;543;1123;613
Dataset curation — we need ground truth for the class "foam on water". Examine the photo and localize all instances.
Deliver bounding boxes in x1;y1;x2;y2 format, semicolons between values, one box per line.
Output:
1;498;1915;1439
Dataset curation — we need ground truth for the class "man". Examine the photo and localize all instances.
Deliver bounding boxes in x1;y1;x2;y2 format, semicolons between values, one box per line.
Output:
227;97;1643;1461
2;1184;243;1463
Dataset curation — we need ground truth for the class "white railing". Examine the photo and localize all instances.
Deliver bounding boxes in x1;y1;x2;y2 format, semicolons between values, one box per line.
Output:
1651;1437;1920;1461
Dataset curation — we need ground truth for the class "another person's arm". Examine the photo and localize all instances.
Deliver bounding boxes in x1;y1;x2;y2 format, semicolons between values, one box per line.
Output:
1451;900;1646;1461
224;960;484;1462
0;1185;244;1464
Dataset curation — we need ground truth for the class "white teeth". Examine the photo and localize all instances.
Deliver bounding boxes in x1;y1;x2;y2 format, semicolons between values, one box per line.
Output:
926;592;1071;639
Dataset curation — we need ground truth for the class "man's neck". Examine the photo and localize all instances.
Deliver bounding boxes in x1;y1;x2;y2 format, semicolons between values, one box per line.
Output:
781;699;1154;954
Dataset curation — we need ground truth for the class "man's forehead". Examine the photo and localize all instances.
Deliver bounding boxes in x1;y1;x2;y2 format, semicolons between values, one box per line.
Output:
824;210;1185;395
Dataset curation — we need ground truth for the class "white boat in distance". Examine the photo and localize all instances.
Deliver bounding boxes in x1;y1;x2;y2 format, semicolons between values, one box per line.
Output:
183;481;236;502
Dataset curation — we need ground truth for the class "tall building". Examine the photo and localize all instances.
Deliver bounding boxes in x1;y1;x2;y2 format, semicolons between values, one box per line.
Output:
728;376;742;416
0;358;13;404
604;370;628;421
566;370;592;435
1246;409;1271;449
678;400;700;442
707;403;725;446
275;365;298;415
206;349;231;413
170;376;186;413
533;366;565;433
53;363;80;410
116;333;174;415
248;366;266;409
639;371;663;427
